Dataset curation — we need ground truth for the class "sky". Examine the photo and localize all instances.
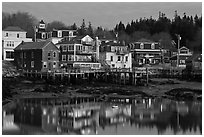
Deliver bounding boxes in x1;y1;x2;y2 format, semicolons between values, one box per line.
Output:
2;2;202;29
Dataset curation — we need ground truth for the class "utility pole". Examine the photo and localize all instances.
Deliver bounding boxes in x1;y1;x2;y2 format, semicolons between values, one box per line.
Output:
176;34;181;67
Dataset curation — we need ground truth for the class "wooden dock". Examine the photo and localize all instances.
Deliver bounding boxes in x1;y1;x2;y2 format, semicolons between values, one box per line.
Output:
21;67;201;86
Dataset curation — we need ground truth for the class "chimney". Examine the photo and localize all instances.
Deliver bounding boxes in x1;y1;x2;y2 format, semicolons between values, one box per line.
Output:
21;41;24;45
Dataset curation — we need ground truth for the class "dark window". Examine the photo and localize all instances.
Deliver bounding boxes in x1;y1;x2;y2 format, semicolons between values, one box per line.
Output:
118;56;121;61
17;34;19;38
53;52;56;58
6;33;8;37
126;56;128;62
68;45;74;51
43;62;47;68
48;52;51;57
62;55;66;61
111;56;113;61
62;46;67;52
6;51;14;59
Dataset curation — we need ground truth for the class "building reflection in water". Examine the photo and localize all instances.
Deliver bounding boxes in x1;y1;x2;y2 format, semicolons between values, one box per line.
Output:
3;96;202;135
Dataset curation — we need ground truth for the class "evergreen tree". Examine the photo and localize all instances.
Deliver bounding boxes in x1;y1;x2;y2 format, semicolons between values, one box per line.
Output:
78;19;86;36
71;23;77;30
87;21;94;37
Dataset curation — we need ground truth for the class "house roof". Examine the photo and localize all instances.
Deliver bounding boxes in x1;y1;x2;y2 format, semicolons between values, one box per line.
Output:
179;46;189;50
14;41;52;50
3;26;26;32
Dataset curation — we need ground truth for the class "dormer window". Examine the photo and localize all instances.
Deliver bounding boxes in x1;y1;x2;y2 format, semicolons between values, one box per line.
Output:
151;43;155;49
140;43;144;49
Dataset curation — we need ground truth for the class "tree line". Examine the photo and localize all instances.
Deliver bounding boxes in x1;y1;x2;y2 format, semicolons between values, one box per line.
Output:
114;11;202;53
2;11;202;53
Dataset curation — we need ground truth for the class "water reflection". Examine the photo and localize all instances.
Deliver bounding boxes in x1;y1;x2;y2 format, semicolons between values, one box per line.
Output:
2;97;202;135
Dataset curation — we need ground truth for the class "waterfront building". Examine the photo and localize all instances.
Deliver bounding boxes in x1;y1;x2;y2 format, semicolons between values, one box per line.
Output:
170;46;193;68
99;41;132;69
35;20;77;44
56;35;101;70
128;38;162;67
2;26;33;61
14;41;60;72
47;28;77;44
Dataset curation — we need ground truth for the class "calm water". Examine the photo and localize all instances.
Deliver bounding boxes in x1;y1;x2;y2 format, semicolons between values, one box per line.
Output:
2;96;202;135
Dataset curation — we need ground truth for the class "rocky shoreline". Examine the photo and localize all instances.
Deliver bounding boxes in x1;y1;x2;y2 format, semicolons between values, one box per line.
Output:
3;76;202;107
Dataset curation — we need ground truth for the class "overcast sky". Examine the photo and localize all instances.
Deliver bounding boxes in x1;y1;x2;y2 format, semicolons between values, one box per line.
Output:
2;2;202;29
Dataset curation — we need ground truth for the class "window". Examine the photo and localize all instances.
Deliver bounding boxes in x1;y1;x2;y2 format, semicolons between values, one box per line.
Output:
112;64;115;67
69;31;73;37
58;31;62;37
31;61;34;68
42;32;46;39
62;55;66;61
5;33;8;37
53;52;56;58
53;62;56;68
62;46;67;52
126;56;128;62
24;63;26;68
180;60;185;64
151;43;155;49
17;33;19;38
111;56;113;61
140;43;144;49
68;45;74;51
118;56;121;61
6;51;14;59
48;52;51;57
68;55;72;61
43;62;47;68
6;41;14;47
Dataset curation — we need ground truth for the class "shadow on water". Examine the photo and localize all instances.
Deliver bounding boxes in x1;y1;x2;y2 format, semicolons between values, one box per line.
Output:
2;96;202;135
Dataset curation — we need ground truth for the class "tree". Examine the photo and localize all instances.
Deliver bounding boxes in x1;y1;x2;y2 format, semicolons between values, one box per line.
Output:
87;21;94;37
78;19;87;36
46;21;68;31
125;23;132;35
94;26;104;38
131;31;151;41
151;32;173;49
71;23;77;30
